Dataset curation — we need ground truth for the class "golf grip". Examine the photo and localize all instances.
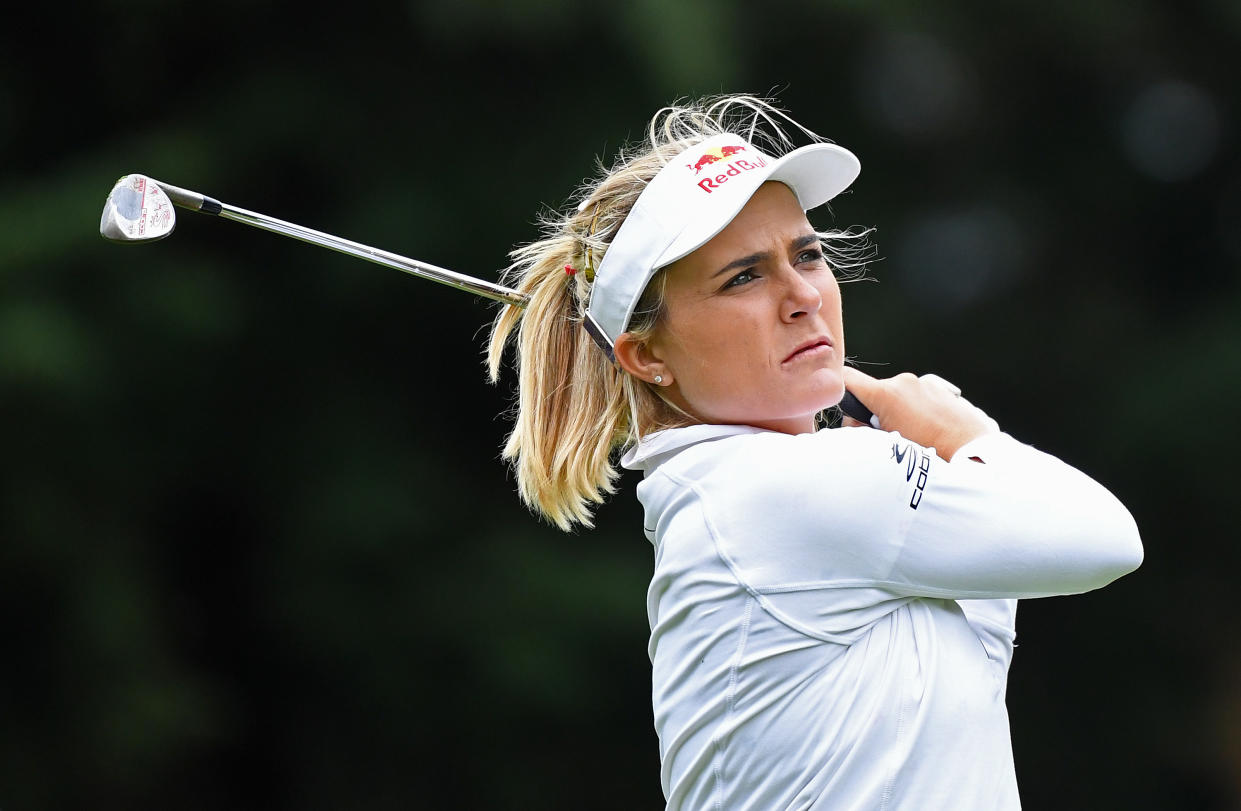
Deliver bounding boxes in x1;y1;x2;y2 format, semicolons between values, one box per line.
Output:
839;390;879;428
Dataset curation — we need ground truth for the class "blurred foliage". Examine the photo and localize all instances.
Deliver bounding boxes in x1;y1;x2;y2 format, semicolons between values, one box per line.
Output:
2;0;1239;808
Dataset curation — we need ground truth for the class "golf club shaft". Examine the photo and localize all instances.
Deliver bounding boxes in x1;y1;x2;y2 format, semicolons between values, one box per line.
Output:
152;179;529;308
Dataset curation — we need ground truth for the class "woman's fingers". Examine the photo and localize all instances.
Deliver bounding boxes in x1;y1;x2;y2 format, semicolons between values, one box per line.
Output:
841;366;878;398
918;373;962;397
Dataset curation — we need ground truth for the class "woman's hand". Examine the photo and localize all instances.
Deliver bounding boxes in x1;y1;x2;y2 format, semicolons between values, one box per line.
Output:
840;368;1000;460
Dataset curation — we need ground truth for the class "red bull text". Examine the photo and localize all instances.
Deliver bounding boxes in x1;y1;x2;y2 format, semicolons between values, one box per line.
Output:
691;152;769;193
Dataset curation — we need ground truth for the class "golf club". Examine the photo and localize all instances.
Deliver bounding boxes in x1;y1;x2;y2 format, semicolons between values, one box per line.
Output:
99;173;527;307
97;173;878;426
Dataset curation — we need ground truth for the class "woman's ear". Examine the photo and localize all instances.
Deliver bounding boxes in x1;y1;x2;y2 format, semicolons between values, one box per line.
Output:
614;333;671;387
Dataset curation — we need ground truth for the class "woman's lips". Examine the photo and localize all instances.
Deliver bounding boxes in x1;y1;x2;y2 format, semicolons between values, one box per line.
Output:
783;339;832;364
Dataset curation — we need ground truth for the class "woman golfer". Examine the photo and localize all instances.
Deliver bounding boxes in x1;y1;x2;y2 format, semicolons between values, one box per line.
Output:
487;95;1142;810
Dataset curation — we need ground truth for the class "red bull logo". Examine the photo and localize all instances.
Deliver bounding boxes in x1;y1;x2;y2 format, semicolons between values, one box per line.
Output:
686;143;769;194
685;144;748;174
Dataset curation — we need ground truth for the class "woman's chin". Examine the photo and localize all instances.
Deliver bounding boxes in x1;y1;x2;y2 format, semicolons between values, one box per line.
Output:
811;374;847;410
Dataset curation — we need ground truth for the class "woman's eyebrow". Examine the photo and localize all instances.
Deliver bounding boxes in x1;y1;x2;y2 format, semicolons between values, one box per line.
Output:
710;233;821;279
711;251;768;279
791;233;820;251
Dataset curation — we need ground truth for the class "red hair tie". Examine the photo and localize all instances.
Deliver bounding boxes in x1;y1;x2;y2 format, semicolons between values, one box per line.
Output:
564;265;578;276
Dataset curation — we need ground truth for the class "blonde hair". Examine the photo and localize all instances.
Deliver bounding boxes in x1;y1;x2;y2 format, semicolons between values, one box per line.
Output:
486;94;871;531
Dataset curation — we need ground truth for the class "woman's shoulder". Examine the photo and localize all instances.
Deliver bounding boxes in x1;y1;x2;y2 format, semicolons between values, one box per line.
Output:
639;426;924;581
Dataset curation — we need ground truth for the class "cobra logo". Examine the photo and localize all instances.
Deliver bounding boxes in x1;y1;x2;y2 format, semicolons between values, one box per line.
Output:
892;441;931;509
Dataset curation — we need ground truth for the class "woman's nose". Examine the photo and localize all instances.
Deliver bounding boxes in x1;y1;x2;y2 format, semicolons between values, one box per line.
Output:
782;270;823;321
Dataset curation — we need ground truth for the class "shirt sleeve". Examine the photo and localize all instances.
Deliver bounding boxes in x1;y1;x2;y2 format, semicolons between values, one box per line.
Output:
892;432;1143;598
685;428;1143;603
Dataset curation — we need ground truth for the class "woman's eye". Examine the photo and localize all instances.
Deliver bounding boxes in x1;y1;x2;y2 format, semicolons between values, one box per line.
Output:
723;269;756;289
797;248;826;265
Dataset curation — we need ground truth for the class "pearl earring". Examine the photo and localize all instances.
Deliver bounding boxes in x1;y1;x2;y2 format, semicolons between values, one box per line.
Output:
654;375;663;385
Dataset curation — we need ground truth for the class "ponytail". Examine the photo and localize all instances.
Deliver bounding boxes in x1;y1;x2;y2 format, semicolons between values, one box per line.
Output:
487;229;637;530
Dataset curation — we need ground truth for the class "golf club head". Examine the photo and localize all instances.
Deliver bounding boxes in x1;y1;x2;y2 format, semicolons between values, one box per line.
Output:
99;174;176;242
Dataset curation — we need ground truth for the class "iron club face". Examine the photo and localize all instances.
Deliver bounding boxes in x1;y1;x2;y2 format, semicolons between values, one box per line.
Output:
99;174;177;243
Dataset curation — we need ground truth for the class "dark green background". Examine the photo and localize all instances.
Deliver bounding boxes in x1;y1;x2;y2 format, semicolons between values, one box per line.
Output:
3;1;1239;808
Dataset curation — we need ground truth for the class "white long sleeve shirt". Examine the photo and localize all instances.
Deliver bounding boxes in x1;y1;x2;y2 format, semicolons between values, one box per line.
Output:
621;424;1142;811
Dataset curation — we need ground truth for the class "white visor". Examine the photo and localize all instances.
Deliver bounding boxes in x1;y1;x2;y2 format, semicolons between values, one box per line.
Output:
583;133;860;359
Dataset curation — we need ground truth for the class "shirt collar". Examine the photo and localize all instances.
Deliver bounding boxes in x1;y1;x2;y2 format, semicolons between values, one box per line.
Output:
620;423;768;473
